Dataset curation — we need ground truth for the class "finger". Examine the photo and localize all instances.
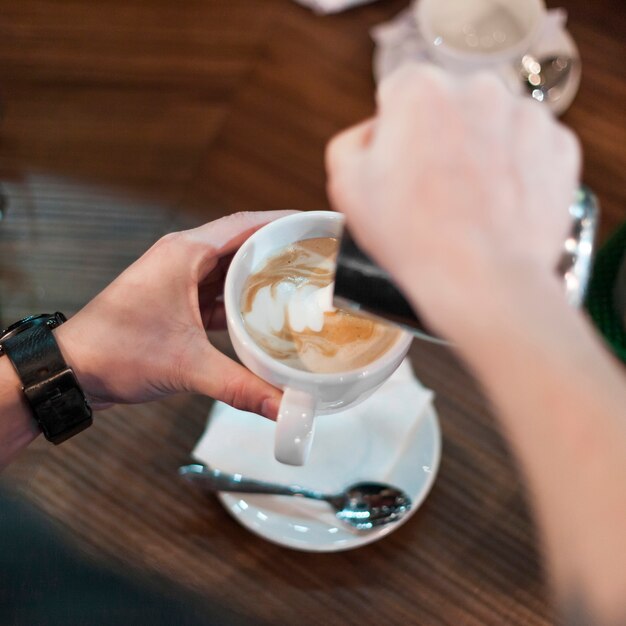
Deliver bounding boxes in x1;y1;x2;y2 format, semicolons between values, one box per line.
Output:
513;99;555;200
377;63;449;111
325;119;375;176
189;210;300;284
326;120;374;216
374;65;454;167
553;123;582;188
514;98;554;165
461;72;515;142
188;345;282;420
550;124;582;246
189;210;297;256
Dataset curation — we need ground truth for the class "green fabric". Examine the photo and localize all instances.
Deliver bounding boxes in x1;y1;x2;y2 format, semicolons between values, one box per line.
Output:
585;222;626;364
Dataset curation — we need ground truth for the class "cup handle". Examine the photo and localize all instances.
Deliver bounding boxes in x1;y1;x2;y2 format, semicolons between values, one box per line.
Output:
274;388;316;466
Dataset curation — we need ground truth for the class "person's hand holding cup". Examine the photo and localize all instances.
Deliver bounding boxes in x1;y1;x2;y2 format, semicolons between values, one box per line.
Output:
224;211;413;466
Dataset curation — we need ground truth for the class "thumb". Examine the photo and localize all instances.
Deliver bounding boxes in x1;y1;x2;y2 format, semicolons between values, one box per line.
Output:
188;344;282;420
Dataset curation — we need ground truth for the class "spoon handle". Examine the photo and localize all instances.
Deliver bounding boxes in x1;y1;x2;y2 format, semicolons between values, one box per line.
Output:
178;465;325;500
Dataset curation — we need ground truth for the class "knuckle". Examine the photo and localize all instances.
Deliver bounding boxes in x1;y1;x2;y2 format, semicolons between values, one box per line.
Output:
378;64;415;101
153;230;184;251
224;210;255;224
144;231;185;264
206;212;242;230
326;169;353;214
211;212;258;238
184;211;257;251
325;134;344;174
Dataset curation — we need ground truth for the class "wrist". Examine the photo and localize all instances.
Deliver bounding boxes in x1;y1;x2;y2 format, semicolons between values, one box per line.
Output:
1;313;94;449
53;317;111;410
456;265;566;351
0;354;40;468
401;255;567;353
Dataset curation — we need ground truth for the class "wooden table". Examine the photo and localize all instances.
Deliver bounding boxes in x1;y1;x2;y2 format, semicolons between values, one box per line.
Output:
0;1;624;624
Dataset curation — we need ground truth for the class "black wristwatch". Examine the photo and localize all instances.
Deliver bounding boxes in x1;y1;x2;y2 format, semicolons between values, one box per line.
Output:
0;313;92;444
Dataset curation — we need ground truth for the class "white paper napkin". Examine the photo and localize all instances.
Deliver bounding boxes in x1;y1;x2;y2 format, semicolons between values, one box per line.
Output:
292;0;380;15
192;359;434;494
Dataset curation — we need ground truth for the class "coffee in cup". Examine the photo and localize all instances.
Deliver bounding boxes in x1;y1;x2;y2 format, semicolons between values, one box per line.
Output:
241;237;401;374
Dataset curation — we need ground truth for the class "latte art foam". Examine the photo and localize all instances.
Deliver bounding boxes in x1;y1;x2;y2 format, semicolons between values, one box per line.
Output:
241;237;400;373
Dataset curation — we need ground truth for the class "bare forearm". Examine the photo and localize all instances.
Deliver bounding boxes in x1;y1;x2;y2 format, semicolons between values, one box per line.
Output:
444;270;626;624
0;356;40;469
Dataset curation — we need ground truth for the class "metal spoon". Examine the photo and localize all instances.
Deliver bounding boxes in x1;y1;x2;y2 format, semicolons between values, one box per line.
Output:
520;54;575;104
178;464;412;530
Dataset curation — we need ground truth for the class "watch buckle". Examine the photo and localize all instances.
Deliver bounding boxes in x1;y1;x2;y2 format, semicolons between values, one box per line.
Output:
23;368;93;444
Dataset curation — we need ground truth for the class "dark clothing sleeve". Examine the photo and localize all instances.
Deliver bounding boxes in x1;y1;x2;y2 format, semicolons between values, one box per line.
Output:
0;489;249;626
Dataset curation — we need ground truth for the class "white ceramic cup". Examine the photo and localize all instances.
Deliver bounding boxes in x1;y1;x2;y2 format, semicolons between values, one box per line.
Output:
416;0;546;71
224;211;413;466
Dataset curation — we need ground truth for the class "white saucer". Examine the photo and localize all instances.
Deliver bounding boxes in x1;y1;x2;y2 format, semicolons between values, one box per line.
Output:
193;360;441;551
216;403;440;552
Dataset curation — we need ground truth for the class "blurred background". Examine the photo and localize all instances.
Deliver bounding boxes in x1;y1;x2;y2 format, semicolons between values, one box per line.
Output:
1;1;623;322
0;1;624;624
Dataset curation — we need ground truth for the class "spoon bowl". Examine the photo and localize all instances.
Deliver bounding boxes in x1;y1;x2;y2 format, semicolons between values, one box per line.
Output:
330;482;412;530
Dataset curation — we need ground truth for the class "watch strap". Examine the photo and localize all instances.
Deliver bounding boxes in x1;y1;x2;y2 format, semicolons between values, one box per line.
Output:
4;321;67;387
2;316;92;444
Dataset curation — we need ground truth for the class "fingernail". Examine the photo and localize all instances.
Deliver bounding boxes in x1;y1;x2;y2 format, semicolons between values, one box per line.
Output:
261;396;280;421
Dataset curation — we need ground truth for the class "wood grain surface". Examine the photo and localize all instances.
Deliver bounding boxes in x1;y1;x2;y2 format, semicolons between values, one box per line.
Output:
0;1;624;624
